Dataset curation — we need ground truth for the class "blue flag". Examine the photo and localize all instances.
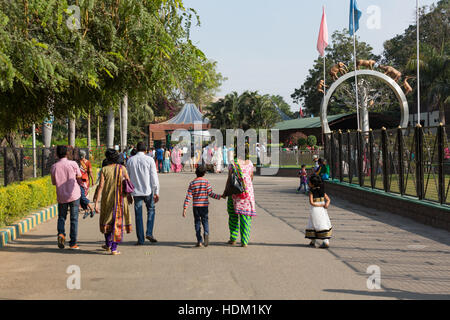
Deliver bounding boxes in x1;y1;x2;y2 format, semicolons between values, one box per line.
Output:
349;0;362;36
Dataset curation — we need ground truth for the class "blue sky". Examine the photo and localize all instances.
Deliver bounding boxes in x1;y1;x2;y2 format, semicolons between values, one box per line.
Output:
183;0;438;112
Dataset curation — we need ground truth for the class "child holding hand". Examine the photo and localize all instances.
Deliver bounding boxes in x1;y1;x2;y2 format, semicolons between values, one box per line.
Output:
183;166;222;247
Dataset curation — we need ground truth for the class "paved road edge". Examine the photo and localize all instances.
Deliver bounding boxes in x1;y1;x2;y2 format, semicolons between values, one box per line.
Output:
0;204;58;248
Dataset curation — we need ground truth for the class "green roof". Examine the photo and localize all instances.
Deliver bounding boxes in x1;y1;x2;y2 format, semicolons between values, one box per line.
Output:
273;113;352;131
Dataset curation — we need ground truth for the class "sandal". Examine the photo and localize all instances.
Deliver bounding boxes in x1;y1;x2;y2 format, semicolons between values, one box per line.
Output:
111;251;121;255
90;210;96;218
102;244;111;252
227;240;236;245
57;234;65;249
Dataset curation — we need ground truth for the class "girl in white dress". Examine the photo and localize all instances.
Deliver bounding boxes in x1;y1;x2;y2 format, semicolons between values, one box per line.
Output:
305;175;332;248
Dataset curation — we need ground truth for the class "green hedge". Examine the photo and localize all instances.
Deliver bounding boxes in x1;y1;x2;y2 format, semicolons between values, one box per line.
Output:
0;176;56;228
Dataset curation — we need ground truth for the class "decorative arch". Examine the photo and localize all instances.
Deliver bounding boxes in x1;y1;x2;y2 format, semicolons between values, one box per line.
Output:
320;70;409;133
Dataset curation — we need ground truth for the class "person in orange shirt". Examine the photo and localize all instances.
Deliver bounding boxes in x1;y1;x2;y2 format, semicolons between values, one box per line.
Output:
79;150;95;219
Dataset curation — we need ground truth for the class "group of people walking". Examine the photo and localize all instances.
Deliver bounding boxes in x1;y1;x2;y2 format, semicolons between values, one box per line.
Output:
50;142;259;254
141;144;236;174
51;143;332;255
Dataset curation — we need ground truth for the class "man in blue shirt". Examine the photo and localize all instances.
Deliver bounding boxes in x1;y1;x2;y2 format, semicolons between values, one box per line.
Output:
156;146;164;173
127;142;160;245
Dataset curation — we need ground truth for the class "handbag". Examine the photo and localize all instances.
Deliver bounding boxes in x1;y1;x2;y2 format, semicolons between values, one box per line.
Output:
116;164;135;194
123;178;135;194
228;164;245;195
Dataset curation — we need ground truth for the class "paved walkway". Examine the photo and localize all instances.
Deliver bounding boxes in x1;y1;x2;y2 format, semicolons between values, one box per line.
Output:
0;172;449;300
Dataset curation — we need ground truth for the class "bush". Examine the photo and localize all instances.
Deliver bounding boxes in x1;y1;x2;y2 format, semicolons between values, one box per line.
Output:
0;176;57;228
297;138;307;149
307;135;317;147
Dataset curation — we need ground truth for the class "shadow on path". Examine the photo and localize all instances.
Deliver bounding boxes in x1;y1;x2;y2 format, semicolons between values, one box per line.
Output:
324;288;450;300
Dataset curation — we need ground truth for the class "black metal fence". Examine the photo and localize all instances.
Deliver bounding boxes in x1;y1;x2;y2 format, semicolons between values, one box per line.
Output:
324;124;450;206
0;146;106;186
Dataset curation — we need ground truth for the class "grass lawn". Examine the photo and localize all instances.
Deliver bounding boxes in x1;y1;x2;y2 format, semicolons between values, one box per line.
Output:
339;172;450;204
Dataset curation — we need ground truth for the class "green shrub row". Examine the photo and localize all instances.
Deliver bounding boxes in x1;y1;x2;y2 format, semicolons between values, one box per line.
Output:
0;176;56;228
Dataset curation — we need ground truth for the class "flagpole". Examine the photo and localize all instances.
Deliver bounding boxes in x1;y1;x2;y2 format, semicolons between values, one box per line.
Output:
322;6;327;146
323;56;326;96
416;0;421;126
352;3;360;131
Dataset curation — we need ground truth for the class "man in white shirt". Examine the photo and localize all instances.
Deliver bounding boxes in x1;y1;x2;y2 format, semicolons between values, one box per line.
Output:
261;144;267;165
256;143;261;166
127;142;160;245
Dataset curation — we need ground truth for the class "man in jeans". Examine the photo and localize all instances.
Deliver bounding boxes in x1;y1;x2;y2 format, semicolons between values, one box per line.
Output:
155;145;164;173
51;146;82;250
127;142;160;245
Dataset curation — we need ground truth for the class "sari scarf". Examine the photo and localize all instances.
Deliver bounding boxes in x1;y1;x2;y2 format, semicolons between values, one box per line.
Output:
112;164;125;243
231;159;249;199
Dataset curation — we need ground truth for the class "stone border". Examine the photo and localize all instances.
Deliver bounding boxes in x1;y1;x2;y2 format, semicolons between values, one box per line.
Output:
0;204;58;248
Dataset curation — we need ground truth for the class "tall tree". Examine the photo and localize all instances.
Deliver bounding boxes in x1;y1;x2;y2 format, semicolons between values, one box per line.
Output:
383;0;449;124
406;44;449;124
205;91;281;131
180;60;226;111
0;1;218;148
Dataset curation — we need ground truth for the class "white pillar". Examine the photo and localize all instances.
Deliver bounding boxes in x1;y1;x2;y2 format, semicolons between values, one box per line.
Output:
106;108;115;149
32;123;36;178
121;95;128;150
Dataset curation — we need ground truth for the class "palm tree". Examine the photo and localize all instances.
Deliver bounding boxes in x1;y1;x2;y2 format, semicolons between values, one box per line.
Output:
205;91;281;131
407;43;449;124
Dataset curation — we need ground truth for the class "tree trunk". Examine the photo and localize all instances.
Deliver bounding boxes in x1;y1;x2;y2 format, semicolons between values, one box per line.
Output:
32;123;37;178
87;112;91;149
96;114;101;147
42;117;53;148
121;95;128;151
42;107;54;176
106;108;115;148
439;103;446;125
4;131;20;184
360;85;370;133
68;117;76;147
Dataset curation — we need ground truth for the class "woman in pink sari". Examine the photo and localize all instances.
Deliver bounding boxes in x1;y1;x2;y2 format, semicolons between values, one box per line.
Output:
171;147;182;173
222;149;256;247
